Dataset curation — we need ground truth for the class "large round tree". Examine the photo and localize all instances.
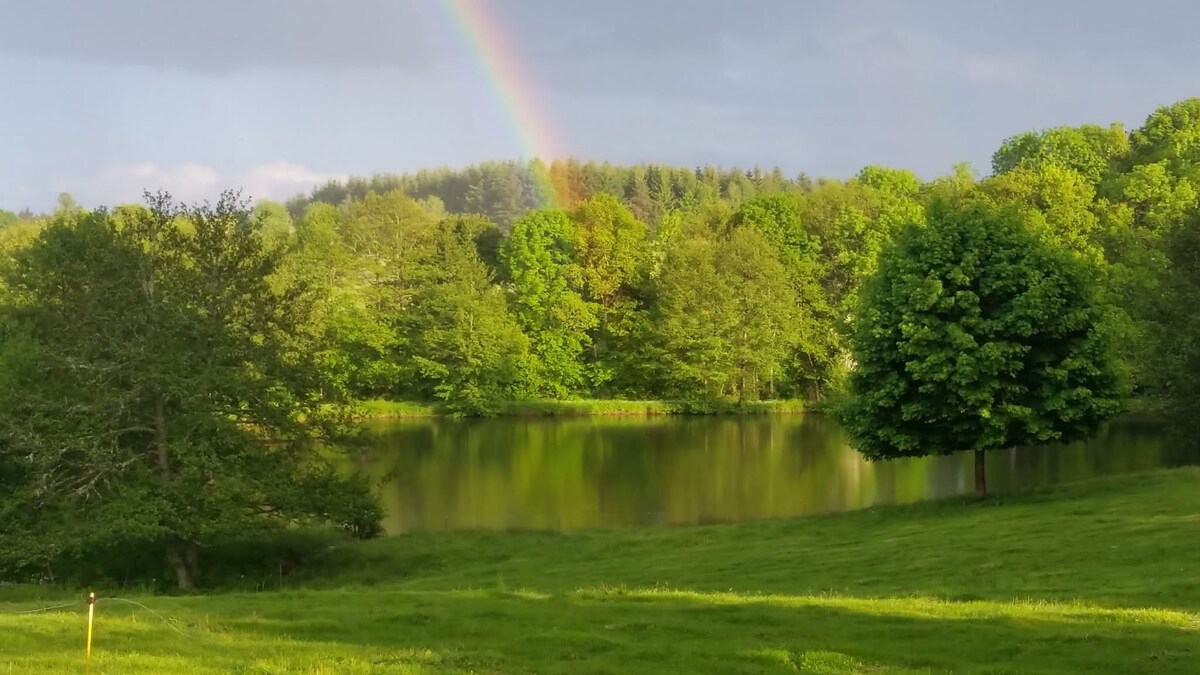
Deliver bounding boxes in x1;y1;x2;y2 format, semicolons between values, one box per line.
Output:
838;201;1125;496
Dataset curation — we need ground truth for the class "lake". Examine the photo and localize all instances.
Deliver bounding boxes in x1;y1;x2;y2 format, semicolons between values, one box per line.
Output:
358;413;1191;535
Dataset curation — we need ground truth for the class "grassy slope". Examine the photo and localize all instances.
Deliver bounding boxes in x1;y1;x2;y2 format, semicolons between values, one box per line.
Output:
4;468;1200;674
359;398;810;419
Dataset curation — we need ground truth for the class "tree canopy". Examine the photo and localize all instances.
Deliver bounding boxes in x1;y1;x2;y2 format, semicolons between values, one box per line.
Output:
0;193;380;589
8;100;1200;414
837;202;1126;495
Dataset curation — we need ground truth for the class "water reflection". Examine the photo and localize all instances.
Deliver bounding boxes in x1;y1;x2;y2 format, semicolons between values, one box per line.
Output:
358;414;1189;535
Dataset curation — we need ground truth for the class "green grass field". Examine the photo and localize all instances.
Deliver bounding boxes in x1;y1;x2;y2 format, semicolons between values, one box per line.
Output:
3;468;1199;673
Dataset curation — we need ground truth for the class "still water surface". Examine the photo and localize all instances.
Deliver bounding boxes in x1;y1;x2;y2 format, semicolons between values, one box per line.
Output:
359;414;1191;535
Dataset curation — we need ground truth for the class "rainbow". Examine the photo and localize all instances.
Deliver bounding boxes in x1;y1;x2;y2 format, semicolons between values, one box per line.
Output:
436;0;570;208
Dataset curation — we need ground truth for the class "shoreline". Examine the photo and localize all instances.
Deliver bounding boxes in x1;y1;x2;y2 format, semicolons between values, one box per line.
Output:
356;398;818;419
355;397;1165;421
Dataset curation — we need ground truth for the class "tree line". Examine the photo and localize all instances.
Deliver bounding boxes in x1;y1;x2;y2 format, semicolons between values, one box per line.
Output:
250;169;918;411
203;98;1200;415
3;97;1200;586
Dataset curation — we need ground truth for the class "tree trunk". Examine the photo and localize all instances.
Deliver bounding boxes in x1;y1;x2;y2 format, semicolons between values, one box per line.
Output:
185;541;200;587
974;449;987;497
154;397;170;478
155;397;197;589
167;541;194;591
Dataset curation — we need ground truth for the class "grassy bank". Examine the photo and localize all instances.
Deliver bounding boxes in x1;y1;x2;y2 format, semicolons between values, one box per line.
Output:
359;398;812;419
4;468;1200;673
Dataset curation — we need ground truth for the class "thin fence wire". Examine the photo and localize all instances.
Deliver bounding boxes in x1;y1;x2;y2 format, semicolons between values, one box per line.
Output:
3;596;202;641
1;600;82;615
102;597;197;639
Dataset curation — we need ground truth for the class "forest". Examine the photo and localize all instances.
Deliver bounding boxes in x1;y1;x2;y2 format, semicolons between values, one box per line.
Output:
6;99;1198;416
2;97;1200;585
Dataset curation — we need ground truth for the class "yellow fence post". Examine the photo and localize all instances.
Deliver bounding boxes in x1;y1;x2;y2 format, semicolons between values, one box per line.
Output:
85;592;95;674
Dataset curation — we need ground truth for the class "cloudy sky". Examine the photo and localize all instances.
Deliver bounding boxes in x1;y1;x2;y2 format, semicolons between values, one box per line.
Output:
1;0;1198;211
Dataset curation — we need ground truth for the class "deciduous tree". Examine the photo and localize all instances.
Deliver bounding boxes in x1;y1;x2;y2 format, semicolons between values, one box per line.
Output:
501;210;596;398
838;202;1124;496
403;217;532;414
0;193;381;589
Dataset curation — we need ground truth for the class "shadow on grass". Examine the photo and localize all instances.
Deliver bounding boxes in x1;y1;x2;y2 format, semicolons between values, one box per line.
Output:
9;589;1195;674
220;589;1200;673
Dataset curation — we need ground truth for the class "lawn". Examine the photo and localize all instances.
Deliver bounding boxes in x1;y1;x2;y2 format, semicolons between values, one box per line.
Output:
3;468;1199;673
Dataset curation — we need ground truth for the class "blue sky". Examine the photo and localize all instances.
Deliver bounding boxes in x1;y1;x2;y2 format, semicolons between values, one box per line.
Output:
2;0;1198;211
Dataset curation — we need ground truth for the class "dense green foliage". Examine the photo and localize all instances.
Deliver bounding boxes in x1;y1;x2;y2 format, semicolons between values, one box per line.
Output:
208;99;1200;421
0;194;380;589
1156;209;1200;434
501;209;594;397
839;202;1125;493
402;216;530;413
6;469;1200;673
6;100;1198;419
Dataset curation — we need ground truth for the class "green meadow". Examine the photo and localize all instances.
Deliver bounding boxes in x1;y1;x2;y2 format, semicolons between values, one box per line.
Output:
4;468;1199;674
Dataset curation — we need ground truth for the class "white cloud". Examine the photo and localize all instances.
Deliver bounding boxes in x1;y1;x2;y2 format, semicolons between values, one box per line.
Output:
237;162;348;203
56;161;346;208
